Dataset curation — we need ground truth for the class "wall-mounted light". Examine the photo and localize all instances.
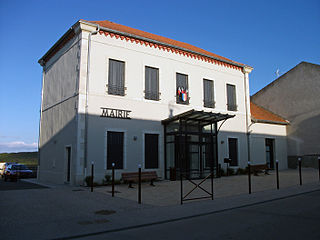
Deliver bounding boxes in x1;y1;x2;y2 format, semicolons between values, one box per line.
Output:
133;136;137;141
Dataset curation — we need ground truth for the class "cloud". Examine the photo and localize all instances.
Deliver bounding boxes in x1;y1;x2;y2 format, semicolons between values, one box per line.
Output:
0;141;38;153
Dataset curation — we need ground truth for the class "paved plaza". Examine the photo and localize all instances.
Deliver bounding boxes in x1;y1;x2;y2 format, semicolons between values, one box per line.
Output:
1;168;319;240
95;168;319;206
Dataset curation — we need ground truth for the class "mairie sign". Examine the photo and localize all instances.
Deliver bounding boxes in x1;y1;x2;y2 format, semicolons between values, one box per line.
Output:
100;107;131;119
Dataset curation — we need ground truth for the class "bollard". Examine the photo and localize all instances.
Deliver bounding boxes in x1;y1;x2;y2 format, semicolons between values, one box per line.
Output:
138;164;141;204
298;157;302;186
91;162;94;192
276;160;279;190
112;163;115;197
211;166;214;200
180;170;183;205
318;156;320;182
248;161;251;194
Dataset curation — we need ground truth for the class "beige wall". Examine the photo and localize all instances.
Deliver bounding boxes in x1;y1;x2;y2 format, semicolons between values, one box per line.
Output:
250;122;287;169
39;32;81;184
252;62;320;157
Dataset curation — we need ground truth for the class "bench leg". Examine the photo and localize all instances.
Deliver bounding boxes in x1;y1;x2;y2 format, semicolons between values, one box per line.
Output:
150;179;155;186
265;170;270;175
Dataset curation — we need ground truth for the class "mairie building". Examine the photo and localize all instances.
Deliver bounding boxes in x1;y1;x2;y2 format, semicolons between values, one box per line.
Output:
38;20;288;185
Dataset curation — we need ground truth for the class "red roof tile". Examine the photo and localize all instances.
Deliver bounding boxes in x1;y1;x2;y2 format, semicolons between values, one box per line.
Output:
250;102;287;124
83;20;245;69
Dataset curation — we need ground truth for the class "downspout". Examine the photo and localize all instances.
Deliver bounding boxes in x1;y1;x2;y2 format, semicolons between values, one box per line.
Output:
243;66;253;165
84;24;100;177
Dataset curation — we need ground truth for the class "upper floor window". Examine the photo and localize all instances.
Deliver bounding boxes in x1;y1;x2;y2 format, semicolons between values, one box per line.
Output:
176;73;189;104
108;59;125;96
203;79;215;108
227;84;237;111
145;66;160;101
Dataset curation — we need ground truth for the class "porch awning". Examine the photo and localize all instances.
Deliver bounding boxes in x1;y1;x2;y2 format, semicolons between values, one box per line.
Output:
161;109;235;126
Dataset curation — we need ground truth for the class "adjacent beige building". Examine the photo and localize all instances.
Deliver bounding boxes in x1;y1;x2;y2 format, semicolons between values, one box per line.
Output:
252;62;320;168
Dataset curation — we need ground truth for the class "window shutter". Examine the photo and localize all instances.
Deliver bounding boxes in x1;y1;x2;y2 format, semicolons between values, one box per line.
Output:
145;134;159;169
227;84;236;111
107;131;124;169
108;59;125;95
203;79;214;108
145;67;159;100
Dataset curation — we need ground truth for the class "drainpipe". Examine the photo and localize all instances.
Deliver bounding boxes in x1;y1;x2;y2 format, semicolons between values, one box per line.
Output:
84;24;100;178
243;66;253;165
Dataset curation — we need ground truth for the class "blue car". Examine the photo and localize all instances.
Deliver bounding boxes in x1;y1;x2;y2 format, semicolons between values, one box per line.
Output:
3;164;33;181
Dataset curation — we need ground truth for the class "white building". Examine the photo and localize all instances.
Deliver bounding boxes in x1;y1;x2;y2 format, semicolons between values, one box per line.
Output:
38;20;288;185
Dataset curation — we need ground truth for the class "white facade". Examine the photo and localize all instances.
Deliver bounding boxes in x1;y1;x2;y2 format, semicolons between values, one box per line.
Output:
38;20;287;185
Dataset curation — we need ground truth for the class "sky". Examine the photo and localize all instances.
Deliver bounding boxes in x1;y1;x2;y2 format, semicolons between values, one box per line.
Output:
0;0;319;153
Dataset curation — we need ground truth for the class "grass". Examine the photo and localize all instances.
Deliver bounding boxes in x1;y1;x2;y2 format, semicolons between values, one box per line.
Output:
0;152;38;166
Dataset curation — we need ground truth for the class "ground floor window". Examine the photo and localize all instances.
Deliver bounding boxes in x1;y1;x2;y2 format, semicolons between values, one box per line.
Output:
145;134;159;169
228;138;238;166
107;131;124;169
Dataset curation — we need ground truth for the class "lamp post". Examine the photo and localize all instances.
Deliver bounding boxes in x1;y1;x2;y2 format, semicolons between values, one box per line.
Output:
112;163;115;197
298;157;302;186
138;164;142;204
91;161;94;192
248;161;251;194
276;160;279;190
318;156;320;182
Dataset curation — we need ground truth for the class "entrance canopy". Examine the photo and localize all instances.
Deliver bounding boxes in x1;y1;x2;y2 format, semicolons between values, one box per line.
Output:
162;109;235;126
162;109;235;179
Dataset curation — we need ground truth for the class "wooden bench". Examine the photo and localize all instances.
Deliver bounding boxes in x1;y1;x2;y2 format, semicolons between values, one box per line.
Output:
121;171;158;188
251;164;271;176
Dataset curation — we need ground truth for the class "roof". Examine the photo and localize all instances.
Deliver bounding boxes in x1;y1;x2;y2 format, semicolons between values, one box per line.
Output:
252;61;320;98
162;109;235;126
39;19;250;70
250;102;288;125
86;20;245;68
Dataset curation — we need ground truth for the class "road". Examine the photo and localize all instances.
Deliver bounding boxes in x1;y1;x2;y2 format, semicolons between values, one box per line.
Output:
0;177;47;190
76;190;320;240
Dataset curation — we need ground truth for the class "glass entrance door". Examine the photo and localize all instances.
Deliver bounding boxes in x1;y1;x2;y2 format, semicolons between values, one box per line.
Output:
173;133;214;179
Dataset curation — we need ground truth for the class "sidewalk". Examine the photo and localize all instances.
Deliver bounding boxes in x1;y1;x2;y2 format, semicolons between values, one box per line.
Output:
1;169;319;240
95;168;319;206
56;182;320;240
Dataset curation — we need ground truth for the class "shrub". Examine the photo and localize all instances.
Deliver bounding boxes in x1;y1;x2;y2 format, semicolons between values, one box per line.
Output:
236;168;248;175
102;175;112;185
219;168;225;176
227;168;235;175
84;176;98;187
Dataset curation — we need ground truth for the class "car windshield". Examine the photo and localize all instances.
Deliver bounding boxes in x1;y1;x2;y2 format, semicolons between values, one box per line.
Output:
12;165;28;170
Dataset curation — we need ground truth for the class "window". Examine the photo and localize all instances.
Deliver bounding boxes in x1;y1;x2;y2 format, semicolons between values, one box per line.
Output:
145;66;159;100
203;79;215;108
145;134;159;169
176;73;189;104
228;138;238;166
108;59;125;96
227;84;237;111
107;131;124;169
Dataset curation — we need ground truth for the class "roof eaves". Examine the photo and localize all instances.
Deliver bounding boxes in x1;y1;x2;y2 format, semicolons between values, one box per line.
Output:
80;20;246;69
251;117;289;125
38;22;79;66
